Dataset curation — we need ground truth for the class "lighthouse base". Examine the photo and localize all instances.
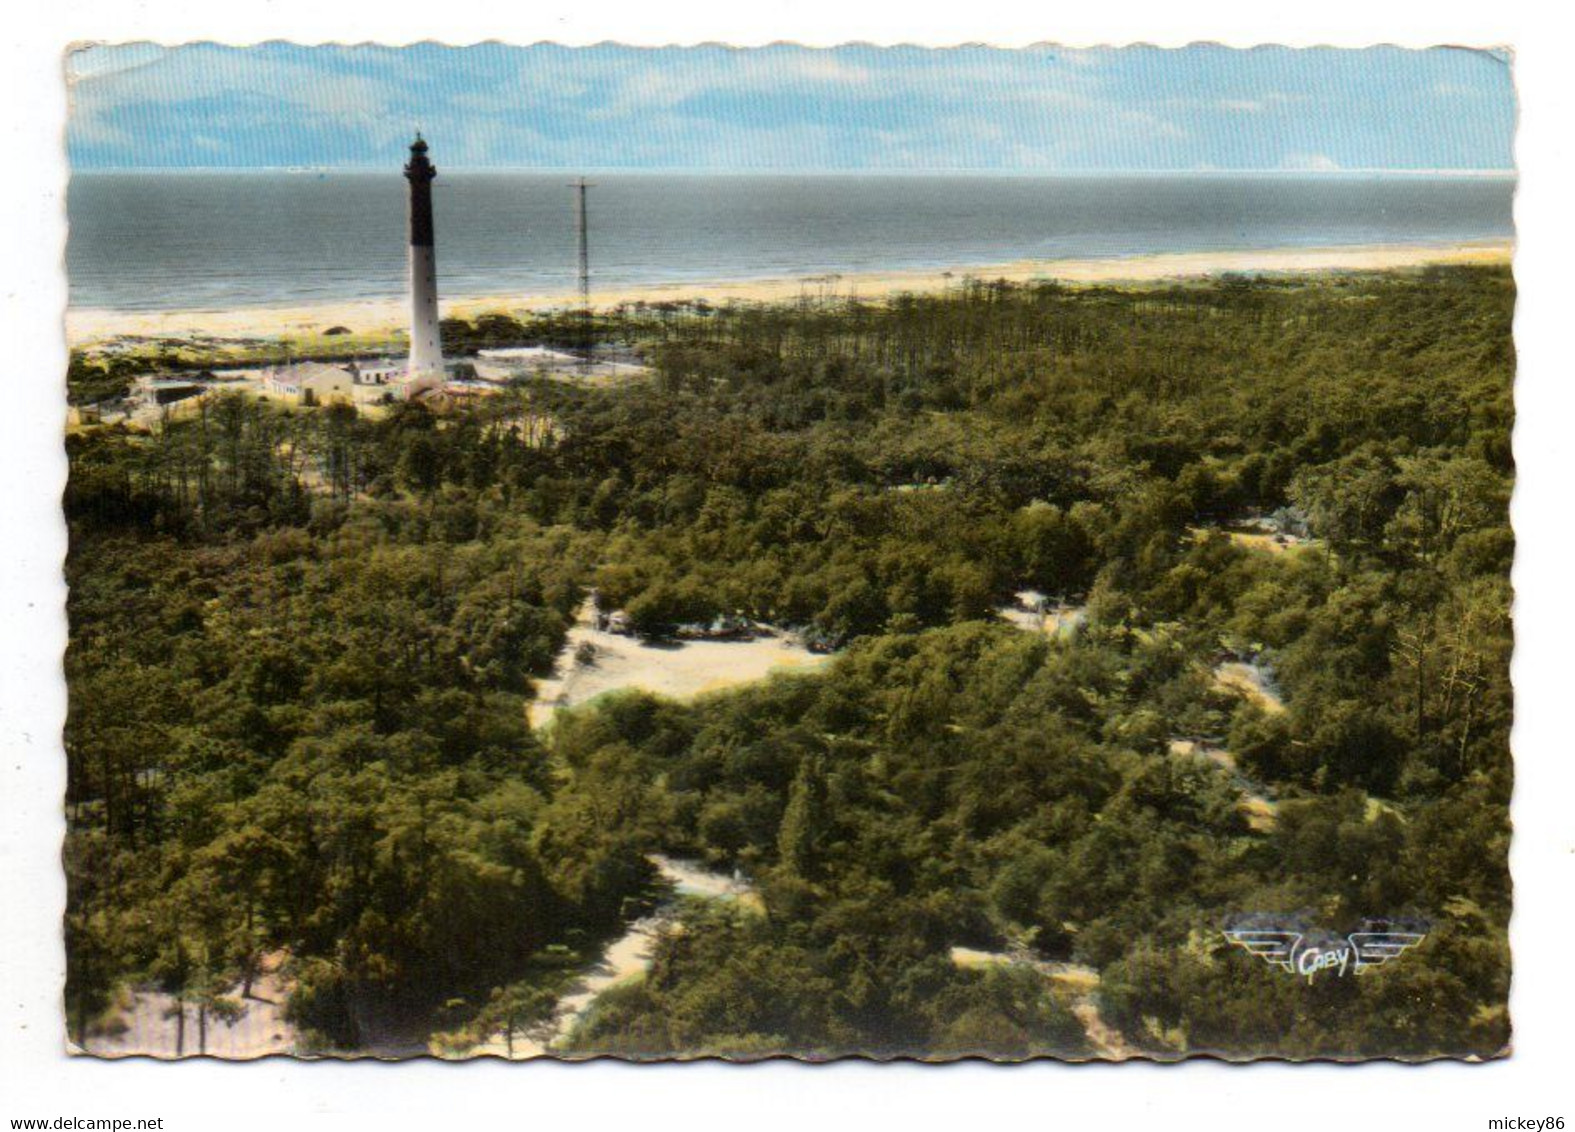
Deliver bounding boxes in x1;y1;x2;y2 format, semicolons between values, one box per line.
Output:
408;244;443;376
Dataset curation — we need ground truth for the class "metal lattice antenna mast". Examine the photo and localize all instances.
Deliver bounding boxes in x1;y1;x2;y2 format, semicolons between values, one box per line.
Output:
571;177;595;370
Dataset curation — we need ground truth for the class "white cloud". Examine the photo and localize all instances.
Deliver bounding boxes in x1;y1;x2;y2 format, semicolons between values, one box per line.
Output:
65;44;1513;173
1282;152;1342;171
65;43;172;84
1054;48;1105;68
73;44;399;117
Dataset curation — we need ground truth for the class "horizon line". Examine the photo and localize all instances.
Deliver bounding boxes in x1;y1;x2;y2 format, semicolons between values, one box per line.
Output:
72;165;1518;177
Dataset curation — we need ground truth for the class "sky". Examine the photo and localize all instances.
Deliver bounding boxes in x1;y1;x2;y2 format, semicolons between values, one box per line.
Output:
65;43;1516;173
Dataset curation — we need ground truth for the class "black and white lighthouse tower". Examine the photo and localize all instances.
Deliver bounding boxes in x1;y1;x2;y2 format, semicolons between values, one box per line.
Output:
404;133;443;378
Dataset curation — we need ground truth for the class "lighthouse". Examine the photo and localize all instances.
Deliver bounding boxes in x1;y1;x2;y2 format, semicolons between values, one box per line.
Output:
404;133;443;379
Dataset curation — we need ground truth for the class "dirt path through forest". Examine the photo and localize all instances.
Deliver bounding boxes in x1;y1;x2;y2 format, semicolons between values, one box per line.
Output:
471;855;756;1058
949;947;1137;1059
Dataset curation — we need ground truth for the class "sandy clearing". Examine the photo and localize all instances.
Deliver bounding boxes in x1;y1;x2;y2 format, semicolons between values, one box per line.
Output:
950;946;1013;969
1189;525;1321;557
1239;795;1280;832
529;604;831;729
1223;530;1309;555
1213;661;1286;715
653;853;758;901
997;605;1046;633
996;592;1088;639
76;959;296;1060
67;239;1513;347
1169;737;1239;773
82;859;761;1061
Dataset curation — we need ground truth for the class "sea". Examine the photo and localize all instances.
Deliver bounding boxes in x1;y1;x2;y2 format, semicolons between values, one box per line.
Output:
66;171;1515;312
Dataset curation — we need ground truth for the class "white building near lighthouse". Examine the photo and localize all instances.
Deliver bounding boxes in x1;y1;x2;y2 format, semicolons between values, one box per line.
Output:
404;133;443;385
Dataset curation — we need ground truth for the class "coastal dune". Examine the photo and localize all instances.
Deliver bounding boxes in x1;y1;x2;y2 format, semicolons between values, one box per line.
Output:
65;239;1513;348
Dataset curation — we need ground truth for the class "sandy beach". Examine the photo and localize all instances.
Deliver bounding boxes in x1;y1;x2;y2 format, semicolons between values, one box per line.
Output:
65;239;1513;348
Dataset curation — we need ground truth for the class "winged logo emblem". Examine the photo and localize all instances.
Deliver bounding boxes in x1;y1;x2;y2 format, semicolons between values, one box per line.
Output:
1222;915;1427;981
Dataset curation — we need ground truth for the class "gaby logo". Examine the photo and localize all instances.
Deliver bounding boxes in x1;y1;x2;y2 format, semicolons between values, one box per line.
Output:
1222;915;1428;982
1293;943;1352;978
